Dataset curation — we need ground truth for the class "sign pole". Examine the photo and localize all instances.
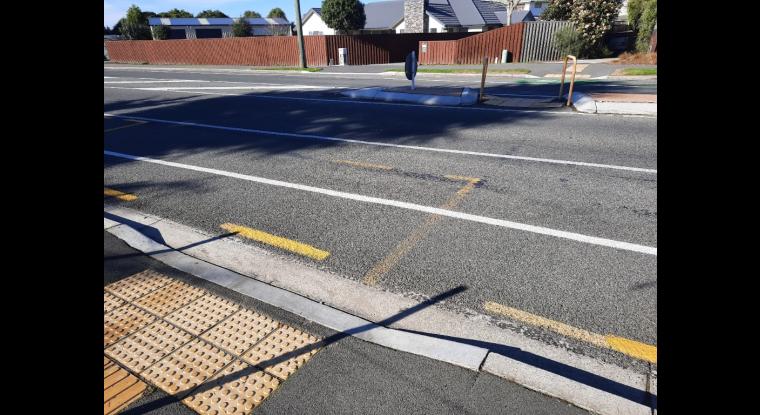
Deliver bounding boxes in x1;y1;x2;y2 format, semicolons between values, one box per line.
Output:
411;51;416;90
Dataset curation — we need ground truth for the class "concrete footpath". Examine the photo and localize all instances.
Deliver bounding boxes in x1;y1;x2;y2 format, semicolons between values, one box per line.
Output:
105;230;589;415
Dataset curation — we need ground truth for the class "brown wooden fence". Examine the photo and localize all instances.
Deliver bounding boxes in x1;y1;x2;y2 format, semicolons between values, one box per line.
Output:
106;36;329;66
418;24;525;65
106;32;475;67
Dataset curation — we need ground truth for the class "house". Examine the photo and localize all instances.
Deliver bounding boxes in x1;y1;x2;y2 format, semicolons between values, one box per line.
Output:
301;0;535;35
147;17;291;39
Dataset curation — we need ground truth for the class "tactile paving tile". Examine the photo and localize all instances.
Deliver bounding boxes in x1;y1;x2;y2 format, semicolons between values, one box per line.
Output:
104;291;125;314
200;309;279;355
134;280;207;317
183;359;281;415
104;304;157;347
165;293;240;336
105;320;194;374
141;338;234;397
241;325;321;380
104;355;148;415
105;269;175;302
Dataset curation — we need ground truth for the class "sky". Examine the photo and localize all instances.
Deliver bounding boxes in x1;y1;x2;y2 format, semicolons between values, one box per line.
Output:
104;0;389;27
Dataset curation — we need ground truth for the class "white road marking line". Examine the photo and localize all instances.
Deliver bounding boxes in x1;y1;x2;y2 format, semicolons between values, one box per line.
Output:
103;112;657;173
103;80;214;84
103;149;657;256
490;93;558;98
104;86;657;119
123;85;331;91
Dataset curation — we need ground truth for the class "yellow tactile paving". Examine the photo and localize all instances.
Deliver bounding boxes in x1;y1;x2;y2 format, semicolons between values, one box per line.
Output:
201;309;280;355
241;325;321;380
183;359;282;415
165;293;240;336
134;280;207;317
105;320;194;374
105;270;175;302
105;291;125;314
104;304;157;347
104;356;148;415
142;338;234;397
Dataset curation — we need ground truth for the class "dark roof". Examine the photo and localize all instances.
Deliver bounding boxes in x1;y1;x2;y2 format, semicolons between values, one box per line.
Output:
147;17;289;26
427;0;461;27
471;0;508;25
447;0;485;26
493;9;535;24
304;0;529;30
364;0;405;29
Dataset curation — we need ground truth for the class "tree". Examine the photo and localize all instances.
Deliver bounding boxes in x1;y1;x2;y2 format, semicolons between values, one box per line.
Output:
113;19;124;35
158;8;193;18
232;17;252;37
267;7;287;20
243;10;262;18
541;0;622;57
121;5;153;40
542;0;574;21
152;25;170;40
320;0;366;33
104;26;110;35
628;0;656;52
569;0;622;47
196;10;229;18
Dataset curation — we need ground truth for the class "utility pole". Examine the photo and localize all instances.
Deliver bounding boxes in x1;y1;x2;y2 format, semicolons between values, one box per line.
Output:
294;0;307;68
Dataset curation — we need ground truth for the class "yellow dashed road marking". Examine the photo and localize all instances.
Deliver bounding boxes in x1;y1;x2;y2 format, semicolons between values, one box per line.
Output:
484;301;657;363
334;159;394;171
605;335;658;363
220;223;330;261
104;187;137;201
104;120;147;133
363;177;481;286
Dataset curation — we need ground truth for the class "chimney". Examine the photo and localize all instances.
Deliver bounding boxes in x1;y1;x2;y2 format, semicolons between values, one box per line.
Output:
404;0;428;33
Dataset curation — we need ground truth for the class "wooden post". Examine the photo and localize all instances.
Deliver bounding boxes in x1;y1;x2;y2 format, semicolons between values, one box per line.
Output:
566;55;577;106
558;55;568;100
479;56;489;103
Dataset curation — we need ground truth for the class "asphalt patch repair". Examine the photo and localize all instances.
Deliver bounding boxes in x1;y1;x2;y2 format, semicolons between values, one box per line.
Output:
104;270;321;415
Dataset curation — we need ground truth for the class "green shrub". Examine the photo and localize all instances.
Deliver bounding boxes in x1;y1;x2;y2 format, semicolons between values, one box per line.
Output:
554;26;587;57
152;25;169;40
232;17;252;37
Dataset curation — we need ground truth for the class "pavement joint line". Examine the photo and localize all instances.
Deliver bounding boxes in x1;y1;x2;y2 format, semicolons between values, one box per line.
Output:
484;301;656;364
104;149;657;256
362;176;480;286
105;85;656;118
219;223;330;261
103;120;147;134
104;187;138;201
102;113;657;174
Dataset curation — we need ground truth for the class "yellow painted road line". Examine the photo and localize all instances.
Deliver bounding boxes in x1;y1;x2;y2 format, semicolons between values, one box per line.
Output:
333;159;394;171
104;188;137;201
104;120;147;133
484;301;657;364
220;223;330;261
362;177;481;286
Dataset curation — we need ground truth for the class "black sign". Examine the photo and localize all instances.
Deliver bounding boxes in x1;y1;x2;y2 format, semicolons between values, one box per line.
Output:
405;52;418;81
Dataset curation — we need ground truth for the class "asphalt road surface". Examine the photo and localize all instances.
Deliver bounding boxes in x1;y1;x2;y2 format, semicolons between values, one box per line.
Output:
104;65;657;364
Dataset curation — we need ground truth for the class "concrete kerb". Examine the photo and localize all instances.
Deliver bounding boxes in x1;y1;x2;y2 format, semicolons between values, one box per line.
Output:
342;87;478;106
103;206;656;415
570;92;657;116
